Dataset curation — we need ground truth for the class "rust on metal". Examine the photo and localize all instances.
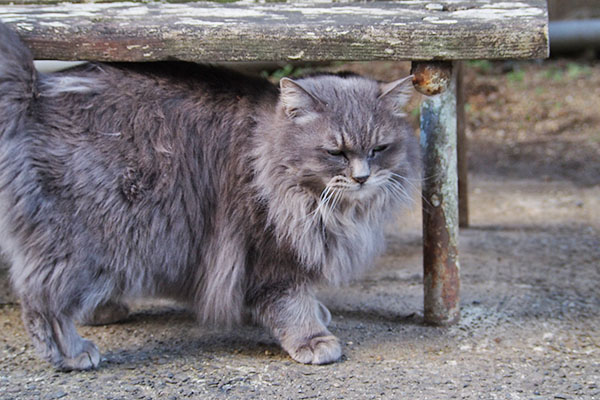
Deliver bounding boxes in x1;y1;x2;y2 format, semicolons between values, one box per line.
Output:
419;61;460;325
411;61;453;96
422;201;460;325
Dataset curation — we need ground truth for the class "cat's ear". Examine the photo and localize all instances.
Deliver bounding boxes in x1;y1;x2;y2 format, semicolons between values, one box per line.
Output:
279;78;323;123
378;75;414;117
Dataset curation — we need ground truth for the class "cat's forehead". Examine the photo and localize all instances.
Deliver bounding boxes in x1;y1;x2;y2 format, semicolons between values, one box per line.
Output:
298;74;380;105
302;75;380;127
289;73;409;150
325;119;382;151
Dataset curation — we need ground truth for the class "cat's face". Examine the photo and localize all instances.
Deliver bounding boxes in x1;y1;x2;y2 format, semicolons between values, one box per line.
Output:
277;74;419;207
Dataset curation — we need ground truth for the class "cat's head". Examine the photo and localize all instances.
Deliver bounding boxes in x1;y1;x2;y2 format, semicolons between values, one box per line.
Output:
274;72;420;207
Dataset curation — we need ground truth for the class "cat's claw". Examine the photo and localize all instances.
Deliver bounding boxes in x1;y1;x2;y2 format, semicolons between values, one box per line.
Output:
287;334;342;365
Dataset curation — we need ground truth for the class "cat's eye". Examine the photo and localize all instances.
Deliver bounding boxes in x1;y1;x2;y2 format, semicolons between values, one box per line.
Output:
327;149;344;157
369;144;389;158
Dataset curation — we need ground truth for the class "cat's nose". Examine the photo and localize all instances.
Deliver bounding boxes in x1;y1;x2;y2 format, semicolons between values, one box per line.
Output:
352;174;369;184
350;158;370;185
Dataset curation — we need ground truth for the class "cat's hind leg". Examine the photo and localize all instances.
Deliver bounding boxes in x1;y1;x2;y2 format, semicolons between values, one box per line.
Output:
252;285;341;365
21;302;100;371
81;300;130;326
14;256;109;371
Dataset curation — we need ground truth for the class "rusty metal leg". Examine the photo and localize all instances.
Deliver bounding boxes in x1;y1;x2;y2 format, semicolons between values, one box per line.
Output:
412;61;460;326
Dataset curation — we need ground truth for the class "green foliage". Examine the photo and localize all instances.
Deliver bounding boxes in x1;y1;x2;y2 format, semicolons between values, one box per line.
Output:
467;60;493;74
566;62;592;79
261;64;317;82
544;66;565;82
506;69;525;84
544;62;592;82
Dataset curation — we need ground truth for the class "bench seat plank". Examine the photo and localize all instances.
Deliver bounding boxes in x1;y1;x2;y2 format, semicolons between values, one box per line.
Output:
0;0;548;62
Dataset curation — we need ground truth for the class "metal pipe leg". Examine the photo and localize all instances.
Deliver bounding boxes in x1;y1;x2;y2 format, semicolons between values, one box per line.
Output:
412;61;461;326
456;61;470;228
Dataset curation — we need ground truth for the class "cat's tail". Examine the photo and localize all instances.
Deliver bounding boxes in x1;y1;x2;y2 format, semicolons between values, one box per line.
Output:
0;22;38;134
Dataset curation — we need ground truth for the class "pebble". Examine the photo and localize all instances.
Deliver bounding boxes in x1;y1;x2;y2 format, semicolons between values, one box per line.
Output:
425;3;444;11
44;391;67;400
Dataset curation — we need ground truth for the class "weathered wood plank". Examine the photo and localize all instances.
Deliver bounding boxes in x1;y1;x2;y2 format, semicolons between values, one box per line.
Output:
0;1;548;62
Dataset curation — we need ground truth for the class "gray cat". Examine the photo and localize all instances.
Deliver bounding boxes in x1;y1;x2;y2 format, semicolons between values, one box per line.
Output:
0;23;419;371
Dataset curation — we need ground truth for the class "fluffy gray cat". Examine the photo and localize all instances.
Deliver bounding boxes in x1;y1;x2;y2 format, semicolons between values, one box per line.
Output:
0;23;419;371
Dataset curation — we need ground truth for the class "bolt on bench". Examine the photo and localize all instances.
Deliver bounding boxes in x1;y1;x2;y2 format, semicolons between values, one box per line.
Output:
0;0;549;325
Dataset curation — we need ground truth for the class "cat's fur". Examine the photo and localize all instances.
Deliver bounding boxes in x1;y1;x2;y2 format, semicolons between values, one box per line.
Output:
0;23;419;370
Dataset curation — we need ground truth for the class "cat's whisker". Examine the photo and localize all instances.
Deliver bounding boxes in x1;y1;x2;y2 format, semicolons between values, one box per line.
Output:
391;171;423;181
386;182;407;204
390;172;423;188
300;185;336;238
300;194;327;239
389;177;411;196
319;186;339;226
386;178;415;206
369;175;392;188
323;187;343;225
383;185;399;206
389;173;429;207
317;186;335;214
332;188;344;210
393;181;416;204
306;186;332;222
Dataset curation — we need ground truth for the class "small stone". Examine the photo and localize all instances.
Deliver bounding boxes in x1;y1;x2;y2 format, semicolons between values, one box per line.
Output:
543;332;554;341
45;391;67;400
425;3;444;11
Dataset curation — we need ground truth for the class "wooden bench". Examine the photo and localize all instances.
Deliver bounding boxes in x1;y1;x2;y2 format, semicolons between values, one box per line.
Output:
0;0;549;325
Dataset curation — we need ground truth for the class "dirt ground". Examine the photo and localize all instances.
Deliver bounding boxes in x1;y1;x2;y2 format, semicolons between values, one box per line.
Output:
1;60;599;399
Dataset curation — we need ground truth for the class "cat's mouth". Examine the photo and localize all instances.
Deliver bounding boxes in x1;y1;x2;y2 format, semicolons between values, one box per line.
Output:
317;172;412;207
317;175;383;204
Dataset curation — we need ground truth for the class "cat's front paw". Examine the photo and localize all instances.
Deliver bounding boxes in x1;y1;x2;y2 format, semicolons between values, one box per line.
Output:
285;333;342;365
58;340;101;371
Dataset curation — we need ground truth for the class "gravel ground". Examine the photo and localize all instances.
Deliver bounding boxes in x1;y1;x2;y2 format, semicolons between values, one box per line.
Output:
1;60;599;399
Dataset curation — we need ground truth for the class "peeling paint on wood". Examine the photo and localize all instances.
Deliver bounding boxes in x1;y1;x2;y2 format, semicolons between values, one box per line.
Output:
0;0;548;62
